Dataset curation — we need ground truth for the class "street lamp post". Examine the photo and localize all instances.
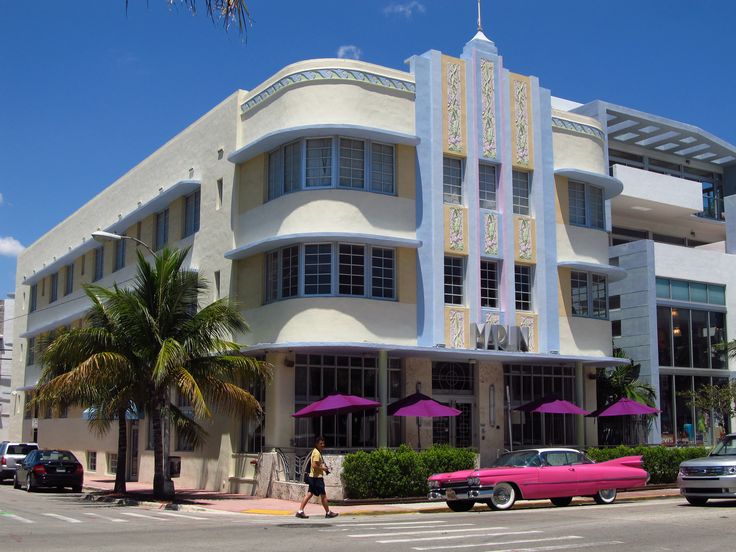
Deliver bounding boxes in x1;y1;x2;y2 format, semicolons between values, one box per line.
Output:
90;230;174;498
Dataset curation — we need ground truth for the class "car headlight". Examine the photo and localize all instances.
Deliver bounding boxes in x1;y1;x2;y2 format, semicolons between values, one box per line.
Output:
467;477;480;486
727;467;736;475
678;467;686;476
428;480;440;488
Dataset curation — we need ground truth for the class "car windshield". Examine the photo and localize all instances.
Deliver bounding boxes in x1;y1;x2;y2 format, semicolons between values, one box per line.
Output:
710;436;736;456
491;451;542;467
6;444;37;455
38;451;77;462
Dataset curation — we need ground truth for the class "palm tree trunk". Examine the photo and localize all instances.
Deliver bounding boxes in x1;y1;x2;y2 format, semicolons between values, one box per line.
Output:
152;401;174;499
115;409;128;494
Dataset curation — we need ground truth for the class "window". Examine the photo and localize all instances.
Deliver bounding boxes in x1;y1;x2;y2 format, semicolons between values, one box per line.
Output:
339;138;365;189
479;163;497;210
612;319;622;338
371;248;395;299
93;246;104;282
480;260;498;308
371;143;394;194
30;284;37;312
50;272;58;303
87;451;97;471
216;178;224;209
281;245;300;299
443;157;463;204
571;271;607;319
656;278;726;305
64;264;74;296
306;138;332;187
657;305;727;369
512;171;531;215
176;393;195;451
609;295;621;310
107;453;117;474
183;190;201;238
339;244;365;296
155;208;169;250
304;244;332;295
114;238;126;272
444;256;464;305
515;264;533;311
283;141;301;194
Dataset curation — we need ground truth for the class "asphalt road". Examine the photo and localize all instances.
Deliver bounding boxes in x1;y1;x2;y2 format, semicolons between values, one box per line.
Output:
1;482;735;552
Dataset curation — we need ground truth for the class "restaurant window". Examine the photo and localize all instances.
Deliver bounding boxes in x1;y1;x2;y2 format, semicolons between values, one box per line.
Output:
657;305;727;369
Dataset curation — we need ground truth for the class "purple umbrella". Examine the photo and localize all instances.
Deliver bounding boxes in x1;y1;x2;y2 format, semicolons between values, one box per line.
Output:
391;399;462;417
530;400;589;416
292;394;381;418
587;397;659;417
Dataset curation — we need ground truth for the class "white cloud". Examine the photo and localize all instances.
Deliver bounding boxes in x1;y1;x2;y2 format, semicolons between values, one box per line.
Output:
383;1;426;18
337;45;362;60
0;237;25;257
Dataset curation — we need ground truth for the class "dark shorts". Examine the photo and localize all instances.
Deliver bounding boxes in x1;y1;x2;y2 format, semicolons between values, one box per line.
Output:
307;476;326;496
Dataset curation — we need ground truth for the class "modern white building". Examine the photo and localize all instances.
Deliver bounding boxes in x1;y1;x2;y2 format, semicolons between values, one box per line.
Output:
8;26;734;495
0;294;14;442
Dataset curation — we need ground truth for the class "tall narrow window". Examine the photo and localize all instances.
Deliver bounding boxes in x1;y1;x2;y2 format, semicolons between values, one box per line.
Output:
281;246;299;298
571;271;589;316
444;256;464;305
283;141;301;194
93;246;104;282
512;170;531;215
480;260;498;308
30;284;37;312
304;244;332;295
216;178;224;210
568;181;587;225
27;337;36;365
214;270;221;301
569;181;604;229
371;143;394;194
339;139;365;189
571;271;607;319
268;149;282;199
64;264;74;296
265;251;279;303
479;164;497;210
443;157;463;204
155;208;169;250
515;264;533;311
183;190;201;238
371;248;395;299
306;139;332;187
592;274;608;318
50;272;58;303
338;244;365;295
114;238;126;272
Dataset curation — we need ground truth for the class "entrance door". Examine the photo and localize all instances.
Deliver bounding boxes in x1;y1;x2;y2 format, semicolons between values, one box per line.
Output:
127;421;139;482
432;399;475;448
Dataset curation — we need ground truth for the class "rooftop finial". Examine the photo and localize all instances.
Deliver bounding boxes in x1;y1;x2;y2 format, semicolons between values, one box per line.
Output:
477;0;483;32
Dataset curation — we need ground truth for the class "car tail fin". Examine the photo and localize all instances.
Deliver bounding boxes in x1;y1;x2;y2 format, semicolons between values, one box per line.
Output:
601;455;643;469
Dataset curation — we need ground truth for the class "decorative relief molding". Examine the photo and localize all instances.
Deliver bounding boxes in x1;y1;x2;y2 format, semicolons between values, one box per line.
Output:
448;206;465;252
551;116;605;141
511;77;531;168
519;315;536;352
241;68;416;113
483;212;499;256
518;217;532;261
484;311;501;327
480;59;497;159
446;61;464;153
449;308;466;349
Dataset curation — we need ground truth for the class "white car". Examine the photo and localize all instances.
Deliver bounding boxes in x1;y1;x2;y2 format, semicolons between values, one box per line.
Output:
678;433;736;505
0;442;39;481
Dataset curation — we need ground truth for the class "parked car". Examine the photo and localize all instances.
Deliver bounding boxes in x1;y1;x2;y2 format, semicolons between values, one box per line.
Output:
0;442;39;482
14;449;84;493
678;432;736;506
428;448;649;512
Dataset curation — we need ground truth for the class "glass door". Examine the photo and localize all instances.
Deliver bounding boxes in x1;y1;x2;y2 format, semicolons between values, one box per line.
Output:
432;398;475;448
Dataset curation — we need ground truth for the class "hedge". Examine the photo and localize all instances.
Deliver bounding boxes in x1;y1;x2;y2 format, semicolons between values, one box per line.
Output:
586;445;709;484
342;445;476;499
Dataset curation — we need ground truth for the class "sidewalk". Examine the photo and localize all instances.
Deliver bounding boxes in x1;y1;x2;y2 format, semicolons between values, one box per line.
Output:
82;478;682;517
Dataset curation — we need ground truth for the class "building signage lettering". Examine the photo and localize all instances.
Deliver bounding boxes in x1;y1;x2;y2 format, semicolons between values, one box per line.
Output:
473;323;530;352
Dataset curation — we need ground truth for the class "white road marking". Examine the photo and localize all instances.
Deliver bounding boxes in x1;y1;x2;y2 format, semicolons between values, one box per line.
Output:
83;512;128;523
349;526;509;538
43;513;83;523
121;512;170;521
154;511;209;521
1;513;34;524
413;535;582;550
337;520;452;527
480;541;623;552
322;524;471;532
379;529;544;544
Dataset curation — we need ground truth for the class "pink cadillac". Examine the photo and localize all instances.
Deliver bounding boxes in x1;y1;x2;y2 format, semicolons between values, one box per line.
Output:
428;448;648;511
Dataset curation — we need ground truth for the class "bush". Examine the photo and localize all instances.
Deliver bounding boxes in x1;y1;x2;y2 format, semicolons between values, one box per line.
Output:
342;445;476;499
586;445;709;484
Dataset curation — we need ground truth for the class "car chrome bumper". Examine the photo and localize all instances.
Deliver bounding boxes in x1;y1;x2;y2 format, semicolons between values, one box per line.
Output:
678;474;736;498
428;486;493;501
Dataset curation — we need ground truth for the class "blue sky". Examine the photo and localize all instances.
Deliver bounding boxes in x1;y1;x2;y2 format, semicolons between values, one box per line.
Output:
1;0;735;299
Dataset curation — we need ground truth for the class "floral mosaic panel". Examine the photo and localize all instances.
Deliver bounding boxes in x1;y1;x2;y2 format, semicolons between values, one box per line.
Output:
484;311;501;327
448;206;465;252
449;309;466;348
519;315;536;352
480;59;497;159
512;78;530;167
483;212;499;256
518;217;533;261
446;61;464;154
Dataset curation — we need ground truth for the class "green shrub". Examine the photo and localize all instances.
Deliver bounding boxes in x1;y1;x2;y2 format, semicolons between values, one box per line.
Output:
586;445;709;484
342;445;476;499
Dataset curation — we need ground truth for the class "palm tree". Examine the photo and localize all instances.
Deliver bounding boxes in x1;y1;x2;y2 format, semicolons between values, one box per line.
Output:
36;247;271;499
597;349;656;407
127;1;252;34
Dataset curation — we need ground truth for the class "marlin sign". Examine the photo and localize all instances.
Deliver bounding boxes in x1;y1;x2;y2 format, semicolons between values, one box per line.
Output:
473;323;530;352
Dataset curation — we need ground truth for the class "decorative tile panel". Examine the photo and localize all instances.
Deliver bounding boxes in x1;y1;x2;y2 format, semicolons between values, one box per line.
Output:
516;313;537;352
445;205;468;255
240;68;416;113
482;211;500;257
442;56;466;156
510;74;533;169
446;307;469;349
480;58;497;159
514;216;536;264
484;310;501;326
551;116;605;141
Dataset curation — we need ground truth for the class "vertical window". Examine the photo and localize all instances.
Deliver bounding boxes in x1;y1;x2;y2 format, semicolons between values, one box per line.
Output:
592;274;608;318
444;256;464;305
657;306;673;367
107;453;118;474
93;246;104;282
283;141;301;194
338;244;365;295
306;138;332;187
304;244;332;295
571;271;588;316
478;164;497;210
214;270;221;301
27;337;36;365
64;264;74;296
569;181;604;229
571;272;607;319
87;451;97;471
568;181;586;225
371;143;394;194
281;246;299;299
155;208;169;250
371;248;395;299
515;264;533;311
480;260;498;308
512;170;531;215
114;238;126;272
50;272;58;303
339;139;365;189
443;157;463;204
30;284;37;312
265;251;279;303
589;186;604;229
216;178;224;209
183;190;201;238
268;149;282;199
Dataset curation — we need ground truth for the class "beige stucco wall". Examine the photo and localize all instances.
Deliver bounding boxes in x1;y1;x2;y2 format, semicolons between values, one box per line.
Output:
556;223;610;265
551;111;605;173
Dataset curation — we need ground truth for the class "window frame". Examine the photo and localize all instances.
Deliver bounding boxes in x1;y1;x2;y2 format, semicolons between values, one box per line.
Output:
514;264;533;311
444;256;465;305
479;163;498;210
480;259;499;308
182;190;201;238
93;246;104;282
30;284;37;312
114;238;126;272
443;156;463;205
155;208;169;251
50;272;58;303
568;180;605;230
570;271;608;320
512;170;531;215
64;264;74;296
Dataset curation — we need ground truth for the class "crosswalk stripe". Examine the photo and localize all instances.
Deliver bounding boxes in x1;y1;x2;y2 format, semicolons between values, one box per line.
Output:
379;530;544;545
350;526;508;538
322;524;469;532
412;535;580;550
121;512;170;521
1;513;34;524
337;520;451;527
43;513;83;524
154;511;209;521
481;541;623;552
83;512;128;523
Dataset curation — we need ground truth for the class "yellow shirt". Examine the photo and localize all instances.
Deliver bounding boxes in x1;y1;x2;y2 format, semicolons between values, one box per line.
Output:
309;448;324;478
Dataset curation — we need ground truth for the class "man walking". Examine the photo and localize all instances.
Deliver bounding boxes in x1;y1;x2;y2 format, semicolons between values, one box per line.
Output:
296;436;339;519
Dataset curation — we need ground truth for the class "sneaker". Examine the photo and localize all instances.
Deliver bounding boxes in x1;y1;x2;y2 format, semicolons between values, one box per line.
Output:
295;511;309;519
325;511;339;519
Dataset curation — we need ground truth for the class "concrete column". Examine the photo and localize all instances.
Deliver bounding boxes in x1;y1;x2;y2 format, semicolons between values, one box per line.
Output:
264;351;294;449
377;350;389;448
477;361;505;465
575;362;585;447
